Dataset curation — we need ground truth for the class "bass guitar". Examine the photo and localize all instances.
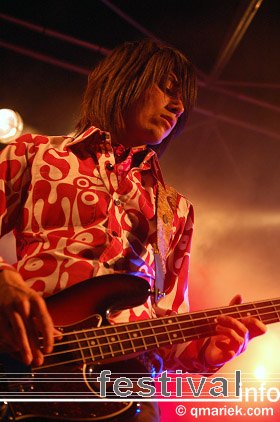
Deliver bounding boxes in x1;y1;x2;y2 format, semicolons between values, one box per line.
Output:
1;274;280;421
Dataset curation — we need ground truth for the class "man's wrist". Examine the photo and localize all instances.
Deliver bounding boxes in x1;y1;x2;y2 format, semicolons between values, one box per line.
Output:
199;338;224;374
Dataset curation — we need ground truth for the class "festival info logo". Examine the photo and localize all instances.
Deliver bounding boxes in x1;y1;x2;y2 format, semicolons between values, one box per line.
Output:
3;369;280;403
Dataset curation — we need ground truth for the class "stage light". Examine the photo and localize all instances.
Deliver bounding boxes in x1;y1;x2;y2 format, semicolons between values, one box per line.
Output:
254;365;266;379
0;108;23;144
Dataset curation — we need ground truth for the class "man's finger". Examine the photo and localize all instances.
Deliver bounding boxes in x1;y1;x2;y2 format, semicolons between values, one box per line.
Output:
217;315;248;339
229;294;243;306
0;316;19;352
27;318;44;366
241;317;267;339
8;310;33;365
30;295;55;354
216;324;247;351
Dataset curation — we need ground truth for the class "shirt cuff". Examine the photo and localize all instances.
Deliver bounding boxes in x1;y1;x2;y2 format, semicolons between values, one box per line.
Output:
0;261;17;272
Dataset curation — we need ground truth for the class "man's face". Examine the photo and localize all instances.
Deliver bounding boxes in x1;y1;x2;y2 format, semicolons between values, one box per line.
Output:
121;74;184;147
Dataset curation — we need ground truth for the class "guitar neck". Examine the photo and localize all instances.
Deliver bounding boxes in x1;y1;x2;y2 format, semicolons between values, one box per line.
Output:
71;298;280;365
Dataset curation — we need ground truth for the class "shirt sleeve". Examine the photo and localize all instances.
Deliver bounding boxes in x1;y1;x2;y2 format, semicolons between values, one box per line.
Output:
153;195;219;375
0;134;35;271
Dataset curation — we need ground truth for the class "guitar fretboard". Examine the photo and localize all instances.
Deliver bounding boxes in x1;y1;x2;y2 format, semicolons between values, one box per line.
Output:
70;298;280;366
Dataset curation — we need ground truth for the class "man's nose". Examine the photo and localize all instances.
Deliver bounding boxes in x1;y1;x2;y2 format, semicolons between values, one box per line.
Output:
167;97;184;117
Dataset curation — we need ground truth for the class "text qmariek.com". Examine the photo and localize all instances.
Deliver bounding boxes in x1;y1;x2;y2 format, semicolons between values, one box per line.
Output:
182;405;274;418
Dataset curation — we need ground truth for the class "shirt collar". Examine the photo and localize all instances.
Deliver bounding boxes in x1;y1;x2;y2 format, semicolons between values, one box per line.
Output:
66;126;102;147
66;126;165;186
66;126;150;155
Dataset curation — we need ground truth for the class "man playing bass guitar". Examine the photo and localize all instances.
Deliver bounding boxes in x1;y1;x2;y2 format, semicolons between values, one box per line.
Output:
0;39;266;421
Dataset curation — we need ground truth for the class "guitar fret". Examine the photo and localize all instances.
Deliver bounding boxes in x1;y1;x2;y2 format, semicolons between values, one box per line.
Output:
183;310;215;339
82;330;95;362
114;325;135;354
103;325;124;358
132;323;147;351
76;325;127;362
161;318;173;345
74;332;87;363
136;323;148;350
176;313;197;342
112;325;125;356
138;321;158;348
203;311;212;336
189;312;205;339
174;317;185;342
236;304;257;319
269;300;280;324
164;316;185;344
91;330;104;360
106;325;127;358
196;312;212;337
147;320;160;348
120;322;145;352
99;328;114;358
251;303;261;319
209;309;220;330
145;319;168;346
259;300;279;324
176;316;186;342
226;306;241;320
106;332;114;357
125;325;136;353
272;300;280;321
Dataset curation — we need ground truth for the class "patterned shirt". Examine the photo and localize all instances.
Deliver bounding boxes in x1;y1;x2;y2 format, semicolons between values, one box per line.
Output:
0;126;208;373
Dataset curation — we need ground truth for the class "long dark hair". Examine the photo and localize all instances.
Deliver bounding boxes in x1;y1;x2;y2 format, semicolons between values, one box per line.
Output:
75;39;197;156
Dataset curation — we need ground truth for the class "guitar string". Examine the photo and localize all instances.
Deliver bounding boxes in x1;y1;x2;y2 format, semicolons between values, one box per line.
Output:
38;306;280;359
39;301;280;349
38;305;280;360
5;308;280;383
43;311;278;360
32;309;280;371
4;302;280;386
29;312;280;372
3;302;278;376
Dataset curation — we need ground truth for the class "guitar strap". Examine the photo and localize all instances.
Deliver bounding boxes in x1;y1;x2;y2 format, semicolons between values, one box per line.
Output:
154;179;178;304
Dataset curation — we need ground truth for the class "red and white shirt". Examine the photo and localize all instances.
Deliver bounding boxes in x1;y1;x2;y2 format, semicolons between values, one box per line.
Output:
0;127;207;373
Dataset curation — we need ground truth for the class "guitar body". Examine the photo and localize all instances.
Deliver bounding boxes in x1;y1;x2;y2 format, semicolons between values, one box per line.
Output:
1;274;151;421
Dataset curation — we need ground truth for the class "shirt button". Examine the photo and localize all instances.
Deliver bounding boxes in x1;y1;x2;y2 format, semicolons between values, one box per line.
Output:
112;231;118;237
100;132;110;141
106;163;114;171
163;214;168;224
114;199;121;206
103;262;110;268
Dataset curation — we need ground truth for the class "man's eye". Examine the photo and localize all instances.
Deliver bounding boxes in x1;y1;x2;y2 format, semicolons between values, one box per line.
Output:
165;82;175;93
158;77;179;96
166;86;179;97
